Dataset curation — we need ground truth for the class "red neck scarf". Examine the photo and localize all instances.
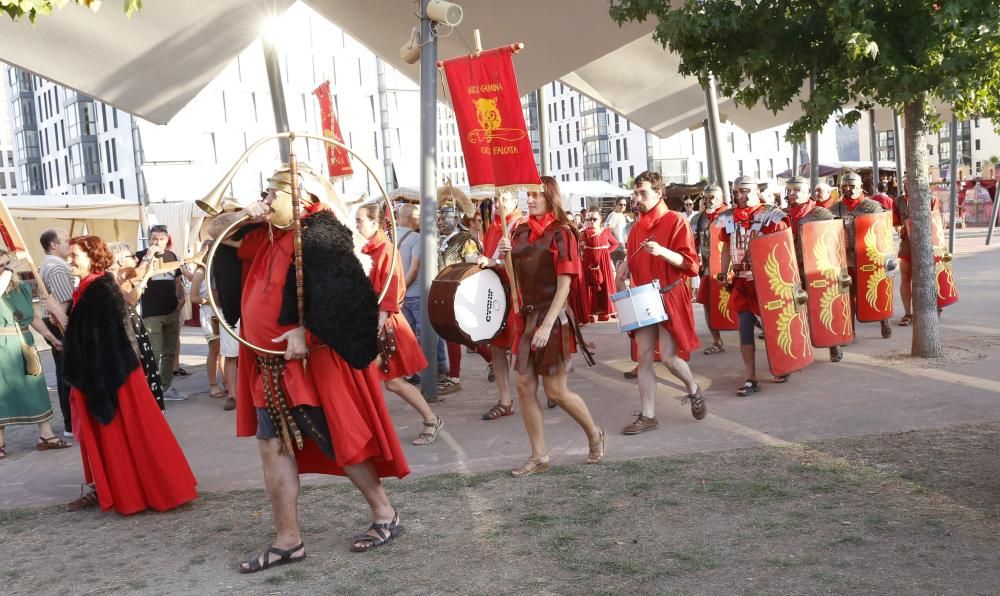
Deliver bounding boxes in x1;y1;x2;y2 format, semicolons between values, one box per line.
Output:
361;229;388;255
733;204;761;229
634;200;668;237
841;195;863;212
73;271;104;305
527;213;556;242
788;199;816;222
705;210;721;223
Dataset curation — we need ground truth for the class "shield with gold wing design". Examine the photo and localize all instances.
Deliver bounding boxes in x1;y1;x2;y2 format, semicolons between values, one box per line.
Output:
854;212;895;322
801;219;854;348
708;225;738;331
929;211;959;308
751;229;814;377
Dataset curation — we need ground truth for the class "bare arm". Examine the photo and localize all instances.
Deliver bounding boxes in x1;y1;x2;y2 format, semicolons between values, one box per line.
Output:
403;254;420;289
190;270;205;305
30;311;61;350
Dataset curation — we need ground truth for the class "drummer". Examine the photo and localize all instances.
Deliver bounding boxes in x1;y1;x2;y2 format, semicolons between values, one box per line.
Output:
618;171;705;435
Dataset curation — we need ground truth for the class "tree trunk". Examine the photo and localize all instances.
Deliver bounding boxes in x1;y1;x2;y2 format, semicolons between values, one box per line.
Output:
902;95;943;357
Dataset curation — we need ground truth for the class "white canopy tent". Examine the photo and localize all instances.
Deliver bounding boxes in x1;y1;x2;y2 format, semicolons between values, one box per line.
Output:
3;194;144;267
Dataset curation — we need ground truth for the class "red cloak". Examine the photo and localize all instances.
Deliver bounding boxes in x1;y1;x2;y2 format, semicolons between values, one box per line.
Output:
581;227;619;320
625;202;700;360
235;225;409;479
364;230;428;380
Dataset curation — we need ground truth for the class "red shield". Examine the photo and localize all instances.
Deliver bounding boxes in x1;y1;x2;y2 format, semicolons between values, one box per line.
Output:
853;212;895;322
929;212;959;308
708;226;738;330
800;219;854;348
751;229;814;377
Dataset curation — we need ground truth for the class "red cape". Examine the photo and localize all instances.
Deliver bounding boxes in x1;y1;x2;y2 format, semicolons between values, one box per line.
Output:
235;226;409;479
625;202;700;360
365;230;428;379
582;227;619;319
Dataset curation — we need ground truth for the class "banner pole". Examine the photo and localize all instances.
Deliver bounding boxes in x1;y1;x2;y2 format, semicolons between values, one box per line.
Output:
495;192;520;316
0;198;60;331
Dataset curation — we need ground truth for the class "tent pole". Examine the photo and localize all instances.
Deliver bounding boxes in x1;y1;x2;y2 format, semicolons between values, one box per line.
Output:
418;0;439;400
537;87;550;176
791;142;798;176
263;37;291;163
948;113;958;254
703;119;715;185
869;109;880;196
809;74;819;188
703;74;729;198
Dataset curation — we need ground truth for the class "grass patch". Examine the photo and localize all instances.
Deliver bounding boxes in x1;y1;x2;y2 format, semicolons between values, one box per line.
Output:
695;478;796;504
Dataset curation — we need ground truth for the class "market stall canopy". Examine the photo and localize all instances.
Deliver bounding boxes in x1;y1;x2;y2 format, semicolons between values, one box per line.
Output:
777;161;898;179
3;194;143;266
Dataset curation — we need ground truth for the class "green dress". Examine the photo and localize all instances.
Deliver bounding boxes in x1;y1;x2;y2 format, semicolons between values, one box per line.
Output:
0;281;53;427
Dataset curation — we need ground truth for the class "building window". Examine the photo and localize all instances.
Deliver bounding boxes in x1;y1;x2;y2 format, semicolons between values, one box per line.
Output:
615;114;620;134
556;151;561;169
616;139;621;161
629;165;635;179
624;140;629;160
975;139;981;150
737;159;744;176
728;132;735;153
617;166;623;183
111;139;118;171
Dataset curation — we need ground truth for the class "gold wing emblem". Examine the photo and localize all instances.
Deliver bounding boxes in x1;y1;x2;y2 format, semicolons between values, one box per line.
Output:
718;285;734;323
812;228;842;334
765;247;796;357
862;222;889;309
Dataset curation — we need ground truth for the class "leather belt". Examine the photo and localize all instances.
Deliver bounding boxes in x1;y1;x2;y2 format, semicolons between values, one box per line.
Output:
731;263;753;272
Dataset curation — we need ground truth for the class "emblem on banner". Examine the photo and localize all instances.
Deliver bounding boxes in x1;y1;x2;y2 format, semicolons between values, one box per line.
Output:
468;97;527;144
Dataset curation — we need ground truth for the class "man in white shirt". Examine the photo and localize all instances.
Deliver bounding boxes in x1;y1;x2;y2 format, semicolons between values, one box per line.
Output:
605;198;631;265
38;228;75;436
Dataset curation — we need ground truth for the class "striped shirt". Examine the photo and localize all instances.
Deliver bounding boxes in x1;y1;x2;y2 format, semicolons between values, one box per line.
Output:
40;254;75;316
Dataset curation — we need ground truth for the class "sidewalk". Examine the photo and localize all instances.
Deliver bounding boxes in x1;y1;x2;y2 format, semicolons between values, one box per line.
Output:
2;228;998;509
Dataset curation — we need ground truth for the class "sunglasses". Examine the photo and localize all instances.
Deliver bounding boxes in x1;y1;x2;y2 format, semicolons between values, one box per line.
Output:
586;218;599;222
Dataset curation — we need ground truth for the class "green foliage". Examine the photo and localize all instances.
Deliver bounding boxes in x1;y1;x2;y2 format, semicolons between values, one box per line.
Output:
2;0;141;23
609;0;1000;143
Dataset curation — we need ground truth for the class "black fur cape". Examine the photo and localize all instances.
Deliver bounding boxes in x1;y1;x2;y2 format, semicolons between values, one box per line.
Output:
63;273;139;425
278;209;379;369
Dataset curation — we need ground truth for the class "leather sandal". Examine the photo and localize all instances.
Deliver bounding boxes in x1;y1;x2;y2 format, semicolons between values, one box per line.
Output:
481;401;514;421
898;314;912;327
0;443;6;460
351;512;403;552
586;430;606;464
412;416;443;446
209;384;227;398
702;343;725;355
511;455;550;478
37;435;71;451
239;542;306;573
66;485;99;511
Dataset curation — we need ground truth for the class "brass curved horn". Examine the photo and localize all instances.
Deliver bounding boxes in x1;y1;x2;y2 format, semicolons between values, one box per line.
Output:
199;132;397;355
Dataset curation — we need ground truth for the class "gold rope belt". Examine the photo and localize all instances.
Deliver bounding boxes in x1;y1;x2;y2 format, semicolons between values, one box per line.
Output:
584;245;611;250
255;354;304;455
0;325;29;336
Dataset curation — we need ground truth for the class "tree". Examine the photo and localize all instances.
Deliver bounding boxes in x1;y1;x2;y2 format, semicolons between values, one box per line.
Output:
2;0;141;23
610;0;1000;358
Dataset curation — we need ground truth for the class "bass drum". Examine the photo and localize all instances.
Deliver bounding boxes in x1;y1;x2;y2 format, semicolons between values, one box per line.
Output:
429;263;510;347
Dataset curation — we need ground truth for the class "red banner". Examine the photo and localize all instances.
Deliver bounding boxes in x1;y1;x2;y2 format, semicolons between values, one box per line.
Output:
441;46;541;192
0;198;27;254
313;81;353;179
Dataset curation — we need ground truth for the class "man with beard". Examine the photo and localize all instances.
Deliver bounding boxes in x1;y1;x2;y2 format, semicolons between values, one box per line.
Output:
619;170;704;434
785;176;844;362
715;176;789;396
830;171;892;339
691;185;726;355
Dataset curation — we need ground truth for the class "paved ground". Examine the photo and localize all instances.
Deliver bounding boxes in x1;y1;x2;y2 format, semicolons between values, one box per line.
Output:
2;228;998;509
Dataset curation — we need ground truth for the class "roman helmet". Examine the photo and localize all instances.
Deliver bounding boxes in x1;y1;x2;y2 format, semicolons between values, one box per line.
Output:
732;175;760;207
840;171;864;200
703;184;725;214
785;175;809;205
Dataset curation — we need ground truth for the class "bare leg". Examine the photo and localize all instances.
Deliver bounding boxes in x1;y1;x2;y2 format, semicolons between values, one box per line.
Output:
634;325;659;418
656;327;698;395
223;356;237;394
900;259;912;316
741;344;757;381
541;371;600;441
38;420;57;439
384;377;436;424
206;338;221;387
491;346;513;407
702;306;723;348
514;369;546;459
342;460;397;548
240;438;304;571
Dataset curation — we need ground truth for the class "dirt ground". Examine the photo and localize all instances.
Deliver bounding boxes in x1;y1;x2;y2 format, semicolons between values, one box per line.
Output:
2;422;999;595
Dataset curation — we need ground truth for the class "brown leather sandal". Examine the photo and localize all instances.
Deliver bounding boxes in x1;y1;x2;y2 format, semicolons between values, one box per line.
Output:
412;416;443;445
511;455;550;478
482;401;514;421
586;430;606;464
66;485;99;511
37;435;71;451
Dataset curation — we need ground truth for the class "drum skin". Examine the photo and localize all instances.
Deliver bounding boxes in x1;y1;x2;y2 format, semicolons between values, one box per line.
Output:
429;263;510;348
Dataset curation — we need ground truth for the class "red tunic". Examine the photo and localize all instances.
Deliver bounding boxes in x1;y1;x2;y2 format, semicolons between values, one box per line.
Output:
235;224;409;479
719;206;788;316
625;202;700;361
481;213;523;348
581;227;619;319
70;274;197;516
363;230;428;380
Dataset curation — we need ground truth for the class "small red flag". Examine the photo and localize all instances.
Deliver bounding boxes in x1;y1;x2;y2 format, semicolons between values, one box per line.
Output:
313;81;353;179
